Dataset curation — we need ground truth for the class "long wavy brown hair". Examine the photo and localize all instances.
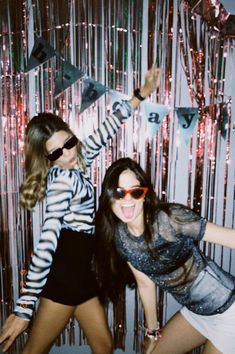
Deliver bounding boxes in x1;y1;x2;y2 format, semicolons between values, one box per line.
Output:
94;157;161;303
20;112;85;210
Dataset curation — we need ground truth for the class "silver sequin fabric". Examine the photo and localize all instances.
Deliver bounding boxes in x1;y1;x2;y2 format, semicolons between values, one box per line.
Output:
115;204;235;315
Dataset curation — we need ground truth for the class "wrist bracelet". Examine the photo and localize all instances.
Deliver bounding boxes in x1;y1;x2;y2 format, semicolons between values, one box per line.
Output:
134;88;145;101
145;323;161;340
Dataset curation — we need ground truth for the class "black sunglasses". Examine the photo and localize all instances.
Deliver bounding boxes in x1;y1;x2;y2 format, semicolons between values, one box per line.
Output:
112;187;149;200
46;135;78;161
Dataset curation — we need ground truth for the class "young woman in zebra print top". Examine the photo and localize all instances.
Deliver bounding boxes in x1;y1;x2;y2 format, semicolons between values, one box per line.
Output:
0;65;160;354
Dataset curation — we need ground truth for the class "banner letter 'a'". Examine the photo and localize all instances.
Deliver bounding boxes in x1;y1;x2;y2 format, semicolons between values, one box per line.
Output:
143;102;169;139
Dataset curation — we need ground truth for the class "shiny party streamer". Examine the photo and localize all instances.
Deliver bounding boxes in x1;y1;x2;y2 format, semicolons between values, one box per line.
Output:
0;1;235;353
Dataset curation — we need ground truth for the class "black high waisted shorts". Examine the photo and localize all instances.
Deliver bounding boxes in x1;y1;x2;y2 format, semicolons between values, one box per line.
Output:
40;229;99;306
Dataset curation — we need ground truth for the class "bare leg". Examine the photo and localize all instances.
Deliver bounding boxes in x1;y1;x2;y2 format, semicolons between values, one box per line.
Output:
74;296;113;354
151;311;206;354
22;297;75;354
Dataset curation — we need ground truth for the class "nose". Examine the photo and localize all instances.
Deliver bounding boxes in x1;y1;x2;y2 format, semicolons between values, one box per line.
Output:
123;191;132;200
62;148;70;157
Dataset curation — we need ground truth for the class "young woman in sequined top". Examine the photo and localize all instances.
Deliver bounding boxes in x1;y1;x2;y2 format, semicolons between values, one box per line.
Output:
95;157;235;354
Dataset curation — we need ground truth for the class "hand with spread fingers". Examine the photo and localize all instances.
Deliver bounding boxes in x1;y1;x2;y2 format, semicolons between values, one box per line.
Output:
0;314;29;352
142;64;162;96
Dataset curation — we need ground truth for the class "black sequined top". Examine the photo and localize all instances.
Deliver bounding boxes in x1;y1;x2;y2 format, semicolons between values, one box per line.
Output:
115;204;235;315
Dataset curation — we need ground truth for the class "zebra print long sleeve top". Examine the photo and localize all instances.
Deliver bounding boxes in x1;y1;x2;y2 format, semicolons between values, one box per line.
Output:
14;102;133;320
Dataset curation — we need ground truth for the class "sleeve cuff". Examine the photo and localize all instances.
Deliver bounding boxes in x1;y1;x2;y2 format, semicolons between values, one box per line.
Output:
13;307;33;321
112;100;134;121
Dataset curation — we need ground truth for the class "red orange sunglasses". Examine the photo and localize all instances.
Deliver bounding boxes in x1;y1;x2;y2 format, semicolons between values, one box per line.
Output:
112;187;149;200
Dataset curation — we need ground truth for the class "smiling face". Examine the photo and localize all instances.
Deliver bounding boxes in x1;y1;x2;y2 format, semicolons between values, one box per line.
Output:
111;169;145;232
45;130;78;169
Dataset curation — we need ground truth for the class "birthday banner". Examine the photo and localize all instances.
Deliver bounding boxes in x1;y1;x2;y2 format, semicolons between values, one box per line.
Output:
25;37;228;142
23;37;134;112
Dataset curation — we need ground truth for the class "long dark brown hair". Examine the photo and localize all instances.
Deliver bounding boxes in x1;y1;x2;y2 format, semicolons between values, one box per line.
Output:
94;157;160;302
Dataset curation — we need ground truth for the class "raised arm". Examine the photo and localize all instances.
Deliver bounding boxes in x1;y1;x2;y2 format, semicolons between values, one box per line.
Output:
84;64;161;165
128;64;161;109
203;222;235;249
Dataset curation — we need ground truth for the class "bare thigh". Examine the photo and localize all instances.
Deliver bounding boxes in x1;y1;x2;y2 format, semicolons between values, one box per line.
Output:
22;297;75;354
151;311;206;354
74;296;113;354
203;341;222;354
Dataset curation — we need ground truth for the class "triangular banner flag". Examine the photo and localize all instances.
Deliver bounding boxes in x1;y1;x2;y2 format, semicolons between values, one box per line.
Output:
109;91;131;118
142;102;169;139
54;60;84;97
175;107;198;145
80;79;108;114
24;37;56;72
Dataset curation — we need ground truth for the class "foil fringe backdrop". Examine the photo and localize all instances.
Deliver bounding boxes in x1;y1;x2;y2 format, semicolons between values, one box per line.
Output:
0;1;235;353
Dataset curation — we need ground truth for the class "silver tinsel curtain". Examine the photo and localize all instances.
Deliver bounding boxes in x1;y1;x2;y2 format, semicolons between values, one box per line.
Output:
0;0;234;353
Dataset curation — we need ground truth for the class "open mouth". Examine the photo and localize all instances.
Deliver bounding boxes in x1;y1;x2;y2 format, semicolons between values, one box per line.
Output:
121;204;135;219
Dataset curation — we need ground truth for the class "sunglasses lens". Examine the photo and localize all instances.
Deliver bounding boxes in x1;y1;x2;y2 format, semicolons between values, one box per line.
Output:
64;135;78;149
112;188;126;199
112;187;147;200
47;149;63;161
130;189;145;199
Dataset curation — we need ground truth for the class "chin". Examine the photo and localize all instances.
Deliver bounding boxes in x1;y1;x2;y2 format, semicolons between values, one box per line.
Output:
122;215;136;223
67;159;77;168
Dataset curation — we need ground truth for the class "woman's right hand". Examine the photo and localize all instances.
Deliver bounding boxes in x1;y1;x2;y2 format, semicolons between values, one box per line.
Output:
140;64;162;97
0;314;29;352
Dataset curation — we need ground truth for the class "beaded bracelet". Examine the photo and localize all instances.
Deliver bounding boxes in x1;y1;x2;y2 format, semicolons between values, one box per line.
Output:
145;323;161;340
